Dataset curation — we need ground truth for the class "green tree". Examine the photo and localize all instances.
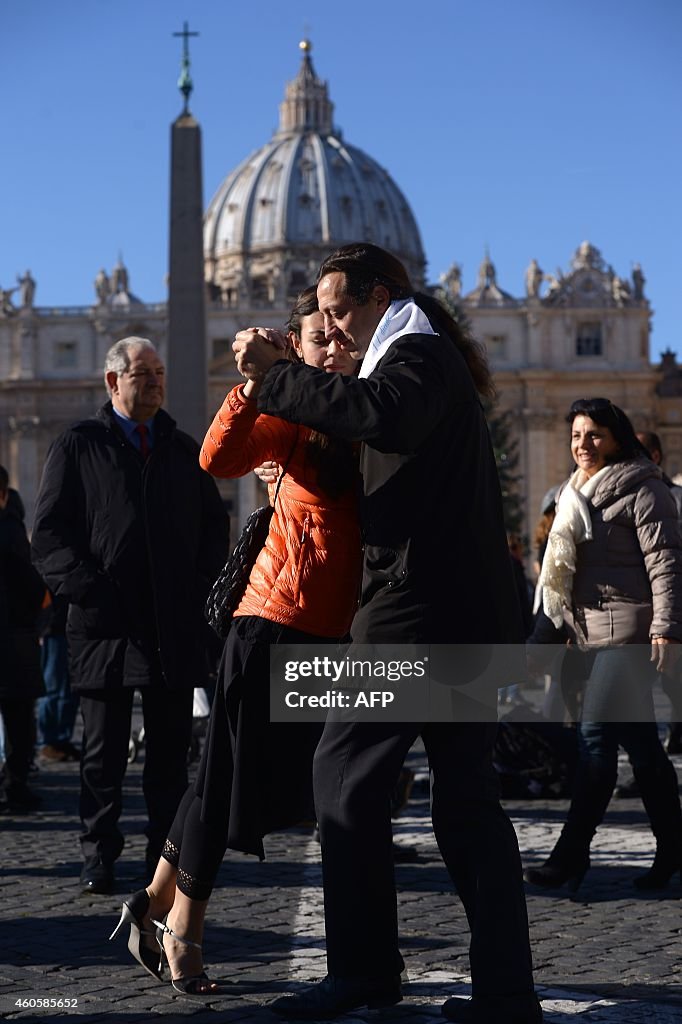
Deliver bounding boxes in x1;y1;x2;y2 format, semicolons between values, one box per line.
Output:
433;286;524;534
483;397;524;535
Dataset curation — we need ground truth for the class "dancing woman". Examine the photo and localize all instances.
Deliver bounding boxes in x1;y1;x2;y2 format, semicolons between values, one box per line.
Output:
110;288;360;993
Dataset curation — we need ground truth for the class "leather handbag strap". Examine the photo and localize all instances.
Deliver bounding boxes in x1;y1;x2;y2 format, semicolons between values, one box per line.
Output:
272;426;299;508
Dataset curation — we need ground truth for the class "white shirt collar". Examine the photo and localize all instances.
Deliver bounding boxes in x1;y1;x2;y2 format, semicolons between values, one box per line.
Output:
358;299;437;379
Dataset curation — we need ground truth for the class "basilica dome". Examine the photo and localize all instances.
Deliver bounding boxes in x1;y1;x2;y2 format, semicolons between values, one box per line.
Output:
203;41;425;307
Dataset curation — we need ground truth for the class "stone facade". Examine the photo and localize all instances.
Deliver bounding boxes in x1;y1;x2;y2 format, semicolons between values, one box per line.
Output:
1;46;680;550
452;242;682;544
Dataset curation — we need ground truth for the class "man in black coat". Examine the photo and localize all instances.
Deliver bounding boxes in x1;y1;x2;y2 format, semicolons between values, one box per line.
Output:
233;245;541;1024
0;472;46;813
32;337;229;893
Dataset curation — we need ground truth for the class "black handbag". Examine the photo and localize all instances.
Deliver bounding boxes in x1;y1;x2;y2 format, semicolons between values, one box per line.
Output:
205;438;296;637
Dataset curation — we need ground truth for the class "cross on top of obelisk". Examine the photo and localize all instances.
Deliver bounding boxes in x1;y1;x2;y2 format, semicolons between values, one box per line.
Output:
173;21;199;113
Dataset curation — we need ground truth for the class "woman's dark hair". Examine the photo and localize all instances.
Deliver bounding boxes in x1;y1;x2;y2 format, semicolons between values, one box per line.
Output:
283;286;357;499
566;398;649;462
285;285;319;339
317;242;494;398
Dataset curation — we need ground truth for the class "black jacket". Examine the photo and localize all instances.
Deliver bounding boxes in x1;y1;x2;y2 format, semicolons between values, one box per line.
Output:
31;403;230;692
0;491;46;700
259;332;522;644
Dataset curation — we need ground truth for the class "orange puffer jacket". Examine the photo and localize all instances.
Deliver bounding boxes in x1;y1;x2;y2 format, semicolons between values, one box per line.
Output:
201;385;361;638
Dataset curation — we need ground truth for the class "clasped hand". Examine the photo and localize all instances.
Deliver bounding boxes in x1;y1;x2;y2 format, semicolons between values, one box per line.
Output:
233;328;287;382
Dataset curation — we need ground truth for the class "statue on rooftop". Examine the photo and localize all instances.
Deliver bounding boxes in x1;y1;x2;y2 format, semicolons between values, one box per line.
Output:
440;262;462;299
477;252;496;290
94;268;110;304
632;263;645;301
0;284;17;316
524;258;543;298
17;270;36;309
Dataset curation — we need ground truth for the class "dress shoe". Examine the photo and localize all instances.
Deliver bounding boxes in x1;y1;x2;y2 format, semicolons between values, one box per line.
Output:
523;853;589;892
442;994;543;1022
633;845;682;890
269;973;402;1019
4;782;42;813
80;856;114;894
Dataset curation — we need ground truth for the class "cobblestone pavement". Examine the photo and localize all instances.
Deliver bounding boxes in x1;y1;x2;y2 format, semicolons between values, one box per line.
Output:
1;729;680;1024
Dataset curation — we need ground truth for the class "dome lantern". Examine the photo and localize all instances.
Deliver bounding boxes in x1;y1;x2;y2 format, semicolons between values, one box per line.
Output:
278;40;334;136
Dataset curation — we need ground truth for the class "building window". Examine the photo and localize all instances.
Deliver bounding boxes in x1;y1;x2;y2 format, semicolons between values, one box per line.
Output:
576;323;602;356
54;341;78;369
251;277;269;304
484;334;507;358
212;338;232;361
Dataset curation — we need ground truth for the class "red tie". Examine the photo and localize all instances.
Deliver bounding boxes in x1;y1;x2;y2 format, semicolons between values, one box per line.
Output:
135;423;150;460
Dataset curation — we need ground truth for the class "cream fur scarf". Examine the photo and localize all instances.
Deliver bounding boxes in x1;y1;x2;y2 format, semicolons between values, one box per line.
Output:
538;465;613;628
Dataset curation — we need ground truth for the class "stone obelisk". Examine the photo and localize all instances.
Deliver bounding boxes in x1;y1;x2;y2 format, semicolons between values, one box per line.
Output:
167;22;207;442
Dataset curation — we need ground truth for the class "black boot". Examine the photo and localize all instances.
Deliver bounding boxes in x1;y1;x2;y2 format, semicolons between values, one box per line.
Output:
632;760;682;890
524;804;593;892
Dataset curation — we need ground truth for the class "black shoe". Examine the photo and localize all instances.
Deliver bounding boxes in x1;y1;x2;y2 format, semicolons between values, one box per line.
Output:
523;854;589;892
109;888;163;980
269;974;402;1019
80;856;114;895
442;994;543;1022
5;782;42;813
633;846;682;890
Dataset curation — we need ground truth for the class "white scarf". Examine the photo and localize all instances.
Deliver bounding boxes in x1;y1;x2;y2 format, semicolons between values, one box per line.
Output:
537;465;613;627
359;299;437;379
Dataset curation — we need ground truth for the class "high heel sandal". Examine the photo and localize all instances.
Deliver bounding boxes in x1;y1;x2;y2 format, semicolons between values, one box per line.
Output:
152;918;217;998
109;889;163;980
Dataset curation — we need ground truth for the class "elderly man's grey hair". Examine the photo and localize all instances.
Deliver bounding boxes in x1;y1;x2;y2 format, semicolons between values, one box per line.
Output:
103;337;157;395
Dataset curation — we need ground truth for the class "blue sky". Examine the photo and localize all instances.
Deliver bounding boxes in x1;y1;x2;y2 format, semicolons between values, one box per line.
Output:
3;0;680;359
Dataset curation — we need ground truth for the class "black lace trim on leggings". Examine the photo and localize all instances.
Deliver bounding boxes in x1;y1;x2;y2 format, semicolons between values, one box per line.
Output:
162;840;213;900
161;839;180;867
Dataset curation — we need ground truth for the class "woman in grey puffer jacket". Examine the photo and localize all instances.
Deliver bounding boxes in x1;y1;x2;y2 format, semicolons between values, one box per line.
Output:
525;398;682;892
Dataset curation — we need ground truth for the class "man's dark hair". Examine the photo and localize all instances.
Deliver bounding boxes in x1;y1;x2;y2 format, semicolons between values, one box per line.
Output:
317;243;494;398
636;430;663;459
566;398;649;461
0;464;9;495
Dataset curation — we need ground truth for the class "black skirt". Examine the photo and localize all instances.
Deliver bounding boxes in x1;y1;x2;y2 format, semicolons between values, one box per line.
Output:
194;615;328;860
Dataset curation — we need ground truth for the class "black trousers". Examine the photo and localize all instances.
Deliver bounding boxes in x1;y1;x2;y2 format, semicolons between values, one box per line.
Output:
313;720;535;1000
163;616;327;900
78;686;193;863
